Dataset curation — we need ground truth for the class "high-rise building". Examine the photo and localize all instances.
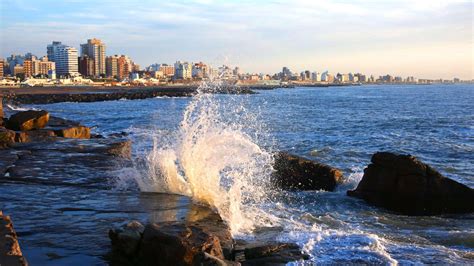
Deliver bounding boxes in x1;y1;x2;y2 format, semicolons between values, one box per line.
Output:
6;54;25;75
159;64;175;77
47;41;78;76
174;61;192;79
117;55;132;80
0;59;4;78
106;55;119;78
23;59;34;78
78;55;95;77
80;38;106;77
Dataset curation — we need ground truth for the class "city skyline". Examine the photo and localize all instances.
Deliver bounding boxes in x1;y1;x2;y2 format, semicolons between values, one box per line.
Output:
1;0;473;79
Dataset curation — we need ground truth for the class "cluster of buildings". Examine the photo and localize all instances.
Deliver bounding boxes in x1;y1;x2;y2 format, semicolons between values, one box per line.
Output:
0;39;471;86
277;67;469;84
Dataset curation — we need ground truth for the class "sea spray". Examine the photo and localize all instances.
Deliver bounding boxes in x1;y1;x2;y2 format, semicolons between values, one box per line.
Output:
118;73;276;235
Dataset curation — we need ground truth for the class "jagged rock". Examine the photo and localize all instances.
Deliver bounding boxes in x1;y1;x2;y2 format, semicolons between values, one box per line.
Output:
109;221;145;257
273;152;344;191
347;152;474;215
6;110;49;131
104;139;131;158
234;242;309;265
0;128;16;149
0;211;28;266
137;222;225;266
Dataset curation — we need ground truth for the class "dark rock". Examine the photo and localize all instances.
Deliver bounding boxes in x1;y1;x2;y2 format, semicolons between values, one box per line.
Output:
273;152;344;191
0;211;28;266
137;222;225;266
0;128;16;149
234;242;309;265
347;152;474;215
6;110;49;131
109;221;145;257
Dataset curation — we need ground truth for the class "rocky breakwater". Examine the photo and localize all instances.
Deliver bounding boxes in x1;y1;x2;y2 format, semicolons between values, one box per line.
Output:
348;152;474;215
0;211;28;266
109;207;309;265
273;152;344;191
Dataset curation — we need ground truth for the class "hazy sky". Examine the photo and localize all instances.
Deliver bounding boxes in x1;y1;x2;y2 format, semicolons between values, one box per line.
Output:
1;0;473;79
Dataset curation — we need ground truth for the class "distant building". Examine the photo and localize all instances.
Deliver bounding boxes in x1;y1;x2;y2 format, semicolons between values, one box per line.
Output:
78;55;95;77
37;57;56;77
80;38;106;77
117;55;132;80
23;59;34;78
13;64;24;77
6;54;25;75
311;72;321;82
281;67;292;79
174;61;192;79
47;41;78;77
106;55;119;78
0;59;4;78
192;62;209;79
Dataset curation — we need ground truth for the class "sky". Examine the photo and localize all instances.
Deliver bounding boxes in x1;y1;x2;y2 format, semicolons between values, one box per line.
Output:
1;0;473;79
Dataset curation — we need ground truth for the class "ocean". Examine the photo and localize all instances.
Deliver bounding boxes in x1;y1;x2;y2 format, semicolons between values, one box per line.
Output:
3;83;473;264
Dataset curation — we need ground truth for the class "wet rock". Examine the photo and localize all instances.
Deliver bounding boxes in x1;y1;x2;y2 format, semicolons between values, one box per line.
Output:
0;211;28;266
138;222;225;265
234;242;309;265
0;128;16;149
15;130;56;143
273;152;344;191
6;110;49;131
347;152;474;215
109;221;145;257
104;139;131;158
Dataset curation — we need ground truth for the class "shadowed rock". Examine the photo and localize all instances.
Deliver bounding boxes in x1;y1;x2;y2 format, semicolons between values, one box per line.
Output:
6;110;49;131
0;211;28;266
0;128;16;149
273;152;344;191
347;152;474;215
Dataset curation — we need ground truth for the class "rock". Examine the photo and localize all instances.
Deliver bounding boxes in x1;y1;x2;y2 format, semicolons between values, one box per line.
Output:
109;221;145;257
0;95;3;118
53;126;91;139
0;211;28;266
6;110;49;131
137;222;225;266
15;130;56;143
104;139;131;158
0;128;16;149
234;242;309;265
273;152;344;191
347;152;474;215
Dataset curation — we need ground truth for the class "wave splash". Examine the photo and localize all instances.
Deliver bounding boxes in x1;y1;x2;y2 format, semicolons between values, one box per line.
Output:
126;75;275;235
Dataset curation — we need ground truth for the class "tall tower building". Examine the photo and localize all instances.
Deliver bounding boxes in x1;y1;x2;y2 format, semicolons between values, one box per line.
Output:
80;38;106;77
47;41;78;77
106;55;119;78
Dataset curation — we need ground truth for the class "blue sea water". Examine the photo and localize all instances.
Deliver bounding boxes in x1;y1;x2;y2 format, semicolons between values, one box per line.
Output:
2;84;473;264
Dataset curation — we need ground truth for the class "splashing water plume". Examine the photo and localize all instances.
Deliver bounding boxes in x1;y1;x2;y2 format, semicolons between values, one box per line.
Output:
129;73;275;235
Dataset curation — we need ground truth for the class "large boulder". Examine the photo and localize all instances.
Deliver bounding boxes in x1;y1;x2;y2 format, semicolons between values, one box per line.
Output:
53;126;91;139
273;152;344;191
6;110;49;131
347;152;474;215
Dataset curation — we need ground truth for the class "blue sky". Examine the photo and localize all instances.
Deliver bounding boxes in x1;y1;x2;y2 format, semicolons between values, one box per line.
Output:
1;0;472;79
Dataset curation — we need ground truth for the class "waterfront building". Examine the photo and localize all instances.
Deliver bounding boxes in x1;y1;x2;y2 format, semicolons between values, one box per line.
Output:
47;41;79;77
78;55;95;77
23;59;34;78
37;57;56;77
106;55;119;78
311;72;321;82
13;64;24;77
117;55;132;80
80;38;106;77
0;59;4;78
192;62;209;79
281;67;292;79
174;61;192;79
